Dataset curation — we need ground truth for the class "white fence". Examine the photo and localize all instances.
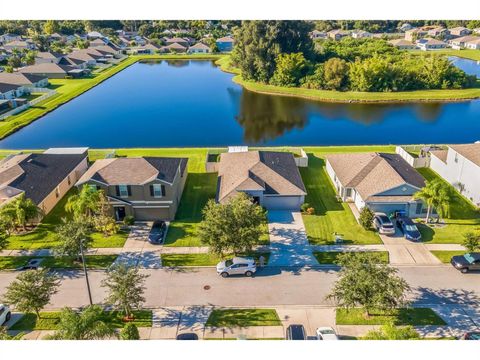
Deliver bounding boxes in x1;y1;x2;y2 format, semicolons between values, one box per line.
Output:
0;89;57;121
395;146;430;168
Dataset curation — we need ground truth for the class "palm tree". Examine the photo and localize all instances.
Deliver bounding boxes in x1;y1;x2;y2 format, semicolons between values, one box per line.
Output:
414;180;451;222
65;186;102;220
46;306;117;340
1;194;40;231
414;180;437;221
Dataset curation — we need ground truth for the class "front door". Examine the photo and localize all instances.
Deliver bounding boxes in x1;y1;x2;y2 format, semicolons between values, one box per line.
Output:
115;207;126;221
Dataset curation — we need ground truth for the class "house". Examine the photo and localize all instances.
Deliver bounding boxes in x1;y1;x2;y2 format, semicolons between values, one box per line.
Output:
327;29;349;41
216;151;307;210
129;43;159;55
90;44;123;58
450;35;478;49
0;72;49;89
405;28;428;41
449;27;472;38
89;38;109;47
427;26;448;38
0;33;22;44
48;33;65;43
67;49;103;66
75;157;188;221
58;56;88;69
465;38;480;50
429;143;480;207
399;23;413;32
160;42;187;53
325;152;426;218
87;31;104;39
351;30;372;39
216;36;235;52
0;148;89;217
187;42;211;54
0;82;24;100
416;38;447;51
309;30;327;40
3;40;35;51
19;63;87;79
164;37;190;47
35;51;65;64
388;39;416;50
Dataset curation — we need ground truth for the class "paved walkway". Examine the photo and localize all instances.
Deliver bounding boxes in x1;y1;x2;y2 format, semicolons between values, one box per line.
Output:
380;232;442;265
267;211;319;267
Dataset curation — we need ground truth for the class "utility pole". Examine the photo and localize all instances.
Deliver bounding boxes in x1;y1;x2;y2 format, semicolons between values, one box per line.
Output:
80;239;93;306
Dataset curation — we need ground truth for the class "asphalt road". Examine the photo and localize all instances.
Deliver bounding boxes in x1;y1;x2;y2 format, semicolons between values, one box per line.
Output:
0;265;479;310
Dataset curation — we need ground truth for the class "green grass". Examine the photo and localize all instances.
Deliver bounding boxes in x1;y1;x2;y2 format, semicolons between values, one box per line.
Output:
206;309;281;327
161;252;271;267
431;250;466;263
408;49;480;61
336;308;446;326
0;256;34;270
299;147;389;245
10;310;152;331
314;251;389;265
216;56;480;103
0;255;117;270
416;168;480;244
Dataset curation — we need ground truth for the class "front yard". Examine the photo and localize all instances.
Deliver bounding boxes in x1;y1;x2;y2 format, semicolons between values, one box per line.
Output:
430;251;465;263
314;251;389;265
416;168;480;244
0;255;117;270
336;308;446;326
161;252;271;267
206;309;281;327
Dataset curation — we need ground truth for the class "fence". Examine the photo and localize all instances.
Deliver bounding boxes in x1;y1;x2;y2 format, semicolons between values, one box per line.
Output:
395;145;430;168
0;88;57;121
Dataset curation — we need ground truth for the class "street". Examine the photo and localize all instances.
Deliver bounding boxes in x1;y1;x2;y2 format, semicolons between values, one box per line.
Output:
1;265;479;309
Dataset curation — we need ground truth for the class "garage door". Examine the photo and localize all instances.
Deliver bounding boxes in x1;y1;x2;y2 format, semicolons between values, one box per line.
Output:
368;203;407;216
133;207;171;221
262;196;303;210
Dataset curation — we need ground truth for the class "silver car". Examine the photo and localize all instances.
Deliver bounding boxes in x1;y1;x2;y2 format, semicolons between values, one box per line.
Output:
373;213;395;235
216;257;256;278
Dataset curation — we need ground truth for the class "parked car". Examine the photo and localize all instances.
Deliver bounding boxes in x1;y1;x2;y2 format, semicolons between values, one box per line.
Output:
148;220;167;244
396;216;421;241
176;333;199;340
373;213;395;235
0;304;11;326
16;258;43;271
286;324;306;340
460;332;480;340
316;327;339;340
216;257;256;278
451;253;480;273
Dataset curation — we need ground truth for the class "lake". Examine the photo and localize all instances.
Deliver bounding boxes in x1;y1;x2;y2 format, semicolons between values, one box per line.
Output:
1;59;480;149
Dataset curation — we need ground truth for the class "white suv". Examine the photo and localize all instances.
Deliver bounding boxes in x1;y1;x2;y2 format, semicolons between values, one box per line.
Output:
0;304;11;326
216;257;256;278
373;213;396;235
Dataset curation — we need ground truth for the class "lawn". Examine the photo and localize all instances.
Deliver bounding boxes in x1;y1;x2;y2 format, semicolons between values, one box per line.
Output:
206;309;281;327
336;308;446;326
161;252;271;267
299;147;391;245
10;310;152;331
5;189;129;250
0;255;117;270
416;168;480;244
313;251;389;265
430;250;466;263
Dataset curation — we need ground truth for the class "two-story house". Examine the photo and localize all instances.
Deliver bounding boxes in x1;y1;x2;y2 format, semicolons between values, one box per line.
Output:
75;157;188;221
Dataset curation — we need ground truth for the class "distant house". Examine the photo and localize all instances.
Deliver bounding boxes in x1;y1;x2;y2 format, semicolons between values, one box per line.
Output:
216;36;235;52
449;26;472;38
48;33;64;43
405;28;428;41
89;38;109;47
325;152;427;218
351;30;372;39
19;63;87;79
430;143;480;207
129;43;159;55
416;38;447;51
388;39;416;50
427;26;448;37
0;82;24;100
87;31;104;39
76;157;188;221
399;23;413;32
450;35;478;49
67;49;102;66
216;151;307;210
160;42;187;53
0;148;89;217
165;37;190;47
0;33;22;44
327;29;349;41
465;38;480;50
35;51;65;64
3;40;35;51
0;72;49;89
309;30;327;40
187;42;211;54
89;44;123;58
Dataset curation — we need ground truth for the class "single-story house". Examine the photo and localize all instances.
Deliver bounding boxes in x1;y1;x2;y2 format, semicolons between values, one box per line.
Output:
450;35;478;49
129;43;159;55
89;38;109;47
75;157;188;221
19;63;87;79
0;148;89;217
67;49;103;66
90;44;123;58
0;82;24;100
430;143;480;207
326;152;427;218
427;26;448;37
160;42;187;53
216;36;235;52
216;151;307;210
187;42;211;54
35;51;66;64
388;39;416;50
449;27;472;38
3;40;35;51
327;29;349;41
58;56;88;69
351;30;372;39
87;31;104;39
164;37;190;47
309;30;327;40
0;72;49;89
416;38;447;51
0;33;22;44
465;38;480;50
405;28;428;41
399;23;413;32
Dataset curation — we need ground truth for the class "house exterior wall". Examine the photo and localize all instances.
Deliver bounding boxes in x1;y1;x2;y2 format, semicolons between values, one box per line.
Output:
216;41;233;52
262;195;304;210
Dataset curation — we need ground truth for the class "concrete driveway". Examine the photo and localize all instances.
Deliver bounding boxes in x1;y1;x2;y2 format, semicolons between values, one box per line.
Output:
267;211;319;267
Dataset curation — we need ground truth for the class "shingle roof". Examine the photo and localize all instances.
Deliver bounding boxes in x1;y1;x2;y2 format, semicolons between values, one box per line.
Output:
449;143;480;167
19;63;75;75
189;43;210;50
216;151;306;203
0;72;47;86
0;82;21;93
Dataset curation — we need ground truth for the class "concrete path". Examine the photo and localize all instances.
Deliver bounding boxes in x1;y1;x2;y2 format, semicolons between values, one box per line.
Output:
380;232;442;265
267;211;319;267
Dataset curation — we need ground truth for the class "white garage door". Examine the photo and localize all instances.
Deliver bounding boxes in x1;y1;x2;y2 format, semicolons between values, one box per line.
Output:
262;196;303;210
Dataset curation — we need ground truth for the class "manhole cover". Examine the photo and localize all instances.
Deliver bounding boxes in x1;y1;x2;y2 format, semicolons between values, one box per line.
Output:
203;285;211;290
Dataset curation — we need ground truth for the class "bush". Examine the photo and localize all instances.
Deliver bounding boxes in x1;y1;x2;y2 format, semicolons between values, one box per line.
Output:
306;207;315;215
364;322;420;340
123;215;135;226
359;207;375;230
301;203;311;213
120;322;140;340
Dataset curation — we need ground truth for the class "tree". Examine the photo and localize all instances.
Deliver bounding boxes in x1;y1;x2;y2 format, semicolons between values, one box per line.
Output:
47;306;116;340
43;20;59;35
271;52;308;87
93;214;119;236
199;193;266;257
7;55;22;69
0;193;40;232
54;219;92;258
327;252;410;316
414;180;451;222
2;269;60;318
363;322;420;340
322;57;349;90
102;264;149;318
0;327;24;340
414;180;437;221
462;231;480;253
65;186;102;220
119;322;140;340
359;207;374;230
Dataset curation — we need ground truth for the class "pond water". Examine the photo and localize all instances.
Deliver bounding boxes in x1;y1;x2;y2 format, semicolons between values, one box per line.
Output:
1;59;480;149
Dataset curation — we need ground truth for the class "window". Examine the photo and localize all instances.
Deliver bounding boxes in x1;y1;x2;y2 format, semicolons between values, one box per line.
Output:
118;185;129;198
346;188;352;197
152;184;162;198
415;202;423;214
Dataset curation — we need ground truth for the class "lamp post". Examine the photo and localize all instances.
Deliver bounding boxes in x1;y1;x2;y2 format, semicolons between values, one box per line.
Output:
80;239;93;306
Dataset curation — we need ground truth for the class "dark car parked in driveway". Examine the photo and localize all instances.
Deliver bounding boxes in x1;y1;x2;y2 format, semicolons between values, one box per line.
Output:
451;253;480;273
148;220;167;244
396;216;421;241
16;258;43;271
286;324;306;340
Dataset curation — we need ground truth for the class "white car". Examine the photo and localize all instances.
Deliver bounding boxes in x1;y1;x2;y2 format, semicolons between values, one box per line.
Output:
0;304;11;326
373;213;396;235
216;257;256;278
316;327;339;340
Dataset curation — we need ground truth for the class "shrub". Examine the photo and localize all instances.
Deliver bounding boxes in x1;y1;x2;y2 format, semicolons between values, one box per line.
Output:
123;215;135;226
359;207;374;230
301;203;311;213
306;207;315;215
120;322;140;340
